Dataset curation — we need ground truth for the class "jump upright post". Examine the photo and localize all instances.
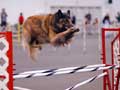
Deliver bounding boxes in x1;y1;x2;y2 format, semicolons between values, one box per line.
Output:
0;32;13;90
101;28;120;90
0;28;120;90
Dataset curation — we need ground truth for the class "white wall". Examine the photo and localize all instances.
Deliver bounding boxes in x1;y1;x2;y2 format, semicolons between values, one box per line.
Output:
0;0;48;24
0;0;120;24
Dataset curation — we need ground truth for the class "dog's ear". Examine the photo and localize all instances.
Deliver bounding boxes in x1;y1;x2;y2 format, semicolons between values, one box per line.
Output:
56;9;63;18
67;10;70;17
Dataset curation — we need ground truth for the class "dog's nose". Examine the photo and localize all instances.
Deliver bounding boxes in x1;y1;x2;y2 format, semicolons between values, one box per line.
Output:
76;28;80;32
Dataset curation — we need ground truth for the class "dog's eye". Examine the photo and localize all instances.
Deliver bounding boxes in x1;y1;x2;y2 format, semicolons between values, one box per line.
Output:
65;19;69;23
64;19;70;24
59;19;64;23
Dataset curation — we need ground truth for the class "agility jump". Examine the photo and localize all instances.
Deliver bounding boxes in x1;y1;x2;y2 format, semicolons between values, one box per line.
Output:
0;28;120;90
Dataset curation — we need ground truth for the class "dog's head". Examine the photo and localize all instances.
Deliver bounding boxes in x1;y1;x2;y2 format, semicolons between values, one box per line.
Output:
53;10;73;33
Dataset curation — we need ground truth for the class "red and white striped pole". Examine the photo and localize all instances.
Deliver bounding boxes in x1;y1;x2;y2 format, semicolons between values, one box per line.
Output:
102;28;120;90
0;32;13;90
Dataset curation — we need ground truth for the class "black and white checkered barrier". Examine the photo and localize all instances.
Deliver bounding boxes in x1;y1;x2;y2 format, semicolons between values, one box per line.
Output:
13;64;119;79
66;72;107;90
0;36;9;90
13;64;120;90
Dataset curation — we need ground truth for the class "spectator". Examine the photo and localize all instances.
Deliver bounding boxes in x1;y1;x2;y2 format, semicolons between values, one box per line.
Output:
72;15;76;25
93;17;99;33
85;13;92;24
0;8;8;31
93;18;99;25
84;13;92;35
102;14;111;25
102;14;113;37
116;12;120;23
67;10;71;17
67;10;76;25
18;12;24;32
19;12;24;26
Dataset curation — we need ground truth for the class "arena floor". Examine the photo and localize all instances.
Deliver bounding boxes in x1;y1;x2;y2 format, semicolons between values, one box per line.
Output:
13;33;110;90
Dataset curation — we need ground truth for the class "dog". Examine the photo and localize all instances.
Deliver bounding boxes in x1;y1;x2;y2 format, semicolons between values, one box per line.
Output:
22;10;79;60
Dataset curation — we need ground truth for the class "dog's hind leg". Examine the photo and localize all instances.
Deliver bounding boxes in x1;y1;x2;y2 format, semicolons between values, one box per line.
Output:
29;37;42;60
29;35;37;45
22;28;31;51
31;44;42;50
29;46;39;61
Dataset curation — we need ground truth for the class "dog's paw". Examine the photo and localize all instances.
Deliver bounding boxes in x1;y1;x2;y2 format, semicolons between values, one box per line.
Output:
51;28;79;47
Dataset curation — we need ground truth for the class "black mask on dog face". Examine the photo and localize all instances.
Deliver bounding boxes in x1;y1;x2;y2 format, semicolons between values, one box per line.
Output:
54;10;73;33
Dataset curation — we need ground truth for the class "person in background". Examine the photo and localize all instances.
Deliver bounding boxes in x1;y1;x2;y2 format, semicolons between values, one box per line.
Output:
19;12;24;26
85;13;92;24
84;13;92;35
67;10;76;25
102;13;111;27
0;8;8;31
102;14;113;37
17;12;24;44
116;12;120;23
93;18;99;25
92;17;99;33
67;10;71;17
18;12;24;31
72;15;76;25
